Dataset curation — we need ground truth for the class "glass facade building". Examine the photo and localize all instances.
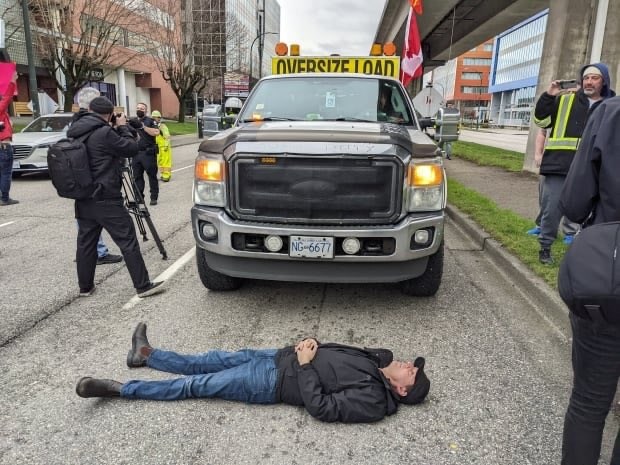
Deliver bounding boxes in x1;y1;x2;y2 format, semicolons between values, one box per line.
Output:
187;0;280;103
488;9;548;127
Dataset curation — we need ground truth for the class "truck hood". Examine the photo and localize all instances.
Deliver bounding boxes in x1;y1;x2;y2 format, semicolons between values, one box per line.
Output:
199;121;439;158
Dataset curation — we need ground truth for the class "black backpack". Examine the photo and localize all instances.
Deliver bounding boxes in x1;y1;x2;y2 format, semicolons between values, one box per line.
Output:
47;133;95;200
558;222;620;325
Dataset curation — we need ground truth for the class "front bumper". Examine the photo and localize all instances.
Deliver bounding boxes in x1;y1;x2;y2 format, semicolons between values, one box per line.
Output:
191;207;444;283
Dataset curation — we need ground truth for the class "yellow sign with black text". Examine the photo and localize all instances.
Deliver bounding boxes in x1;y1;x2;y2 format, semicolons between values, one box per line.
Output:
271;57;400;78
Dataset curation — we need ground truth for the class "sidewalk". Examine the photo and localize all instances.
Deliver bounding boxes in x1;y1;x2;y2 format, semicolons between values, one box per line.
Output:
444;157;540;223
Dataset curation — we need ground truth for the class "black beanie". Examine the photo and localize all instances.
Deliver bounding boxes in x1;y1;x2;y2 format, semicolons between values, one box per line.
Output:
399;357;431;405
89;96;114;115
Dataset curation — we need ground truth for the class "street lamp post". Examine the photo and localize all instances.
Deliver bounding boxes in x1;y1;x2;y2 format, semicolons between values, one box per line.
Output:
249;31;278;86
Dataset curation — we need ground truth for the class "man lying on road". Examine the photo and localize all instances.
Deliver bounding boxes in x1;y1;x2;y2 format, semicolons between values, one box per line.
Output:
76;323;430;423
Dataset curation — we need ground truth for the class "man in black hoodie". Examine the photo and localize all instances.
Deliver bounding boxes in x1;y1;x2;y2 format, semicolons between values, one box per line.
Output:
67;97;164;298
533;62;615;265
557;95;620;465
76;322;431;423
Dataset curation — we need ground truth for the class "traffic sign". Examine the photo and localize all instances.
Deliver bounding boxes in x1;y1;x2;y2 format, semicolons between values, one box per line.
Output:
412;86;444;117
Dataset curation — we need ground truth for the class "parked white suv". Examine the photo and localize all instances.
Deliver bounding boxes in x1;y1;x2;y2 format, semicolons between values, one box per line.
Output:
12;113;74;176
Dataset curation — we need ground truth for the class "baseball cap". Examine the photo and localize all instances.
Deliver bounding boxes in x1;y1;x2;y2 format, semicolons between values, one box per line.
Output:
151;110;162;118
399;357;431;405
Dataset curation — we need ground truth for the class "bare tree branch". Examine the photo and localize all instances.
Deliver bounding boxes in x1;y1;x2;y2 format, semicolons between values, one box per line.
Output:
27;0;154;111
152;0;249;122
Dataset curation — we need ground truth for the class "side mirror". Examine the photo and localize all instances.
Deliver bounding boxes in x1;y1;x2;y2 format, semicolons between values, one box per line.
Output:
418;117;434;130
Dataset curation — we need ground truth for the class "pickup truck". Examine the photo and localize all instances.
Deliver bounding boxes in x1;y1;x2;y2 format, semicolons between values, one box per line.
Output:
192;71;450;296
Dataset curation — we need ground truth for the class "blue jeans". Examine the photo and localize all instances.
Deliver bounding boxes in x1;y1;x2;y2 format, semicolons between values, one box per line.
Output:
121;348;279;404
97;235;108;258
0;144;14;201
561;313;620;465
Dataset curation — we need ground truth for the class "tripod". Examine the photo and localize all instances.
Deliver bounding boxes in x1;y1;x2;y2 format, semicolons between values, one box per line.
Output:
121;162;168;260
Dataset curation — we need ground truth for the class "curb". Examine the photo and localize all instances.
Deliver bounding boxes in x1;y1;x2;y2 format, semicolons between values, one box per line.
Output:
170;136;202;148
446;203;570;337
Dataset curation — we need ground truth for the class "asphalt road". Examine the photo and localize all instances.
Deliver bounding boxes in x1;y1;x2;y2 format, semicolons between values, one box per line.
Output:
0;143;616;464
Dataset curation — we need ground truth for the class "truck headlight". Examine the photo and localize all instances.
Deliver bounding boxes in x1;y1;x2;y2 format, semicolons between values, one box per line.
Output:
193;153;226;207
405;159;445;212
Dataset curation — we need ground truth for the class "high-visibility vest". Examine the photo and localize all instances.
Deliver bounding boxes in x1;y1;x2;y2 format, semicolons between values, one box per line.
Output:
535;94;580;151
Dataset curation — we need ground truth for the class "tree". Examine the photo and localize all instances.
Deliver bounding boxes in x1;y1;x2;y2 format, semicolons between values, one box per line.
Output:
153;0;249;122
27;0;148;111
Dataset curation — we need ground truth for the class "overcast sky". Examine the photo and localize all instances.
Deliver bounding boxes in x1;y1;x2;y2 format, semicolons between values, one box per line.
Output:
277;0;388;56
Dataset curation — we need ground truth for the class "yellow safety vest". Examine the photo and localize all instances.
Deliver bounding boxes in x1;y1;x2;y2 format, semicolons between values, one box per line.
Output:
534;94;580;151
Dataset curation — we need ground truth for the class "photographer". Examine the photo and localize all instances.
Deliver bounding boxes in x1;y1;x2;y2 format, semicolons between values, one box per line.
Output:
67;96;164;298
129;103;160;205
0;71;18;206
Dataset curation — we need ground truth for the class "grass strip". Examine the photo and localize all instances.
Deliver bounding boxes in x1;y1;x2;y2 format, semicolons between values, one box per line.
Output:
447;178;567;289
164;121;199;136
452;141;524;172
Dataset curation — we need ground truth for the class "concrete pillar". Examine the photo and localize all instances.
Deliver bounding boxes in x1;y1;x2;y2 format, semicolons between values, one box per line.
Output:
116;68;127;113
523;0;620;172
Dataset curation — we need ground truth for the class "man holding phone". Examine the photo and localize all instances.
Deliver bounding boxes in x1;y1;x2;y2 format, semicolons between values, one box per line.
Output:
532;62;615;264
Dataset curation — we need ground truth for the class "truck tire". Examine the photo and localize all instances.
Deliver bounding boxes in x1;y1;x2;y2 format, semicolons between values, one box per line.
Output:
400;241;444;297
196;248;243;291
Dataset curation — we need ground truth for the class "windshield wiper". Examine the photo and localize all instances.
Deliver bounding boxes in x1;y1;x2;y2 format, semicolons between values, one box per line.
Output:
239;116;300;122
328;117;376;123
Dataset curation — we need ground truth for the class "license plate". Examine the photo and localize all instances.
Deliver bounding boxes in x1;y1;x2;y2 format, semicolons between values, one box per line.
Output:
289;236;334;259
12;160;19;169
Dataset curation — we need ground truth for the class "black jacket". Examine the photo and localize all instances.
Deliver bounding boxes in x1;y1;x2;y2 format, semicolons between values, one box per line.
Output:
560;96;620;225
534;91;594;175
136;116;158;153
275;343;399;423
67;113;138;199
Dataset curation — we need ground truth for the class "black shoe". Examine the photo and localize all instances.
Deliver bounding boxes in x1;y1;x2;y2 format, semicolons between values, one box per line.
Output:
76;377;122;398
127;322;152;368
0;198;19;206
79;285;96;297
136;281;165;298
539;248;554;265
150;199;158;206
96;254;123;265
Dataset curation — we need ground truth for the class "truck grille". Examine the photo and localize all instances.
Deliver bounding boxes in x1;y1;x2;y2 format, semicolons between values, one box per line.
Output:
230;155;402;225
12;145;34;160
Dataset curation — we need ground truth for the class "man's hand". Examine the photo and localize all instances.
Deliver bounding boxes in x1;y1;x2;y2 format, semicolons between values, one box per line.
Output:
296;338;318;365
294;337;318;353
115;113;127;127
547;80;563;96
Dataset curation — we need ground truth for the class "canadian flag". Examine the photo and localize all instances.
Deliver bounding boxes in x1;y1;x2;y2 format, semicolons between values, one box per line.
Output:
400;1;424;87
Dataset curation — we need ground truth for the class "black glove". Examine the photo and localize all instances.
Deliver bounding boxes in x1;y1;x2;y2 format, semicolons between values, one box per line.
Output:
128;117;142;129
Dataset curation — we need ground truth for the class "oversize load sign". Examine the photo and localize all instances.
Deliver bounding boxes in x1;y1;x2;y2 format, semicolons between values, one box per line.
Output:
272;57;400;78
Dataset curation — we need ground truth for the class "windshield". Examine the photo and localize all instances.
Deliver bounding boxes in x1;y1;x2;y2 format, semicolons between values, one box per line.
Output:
23;116;72;133
239;77;414;125
203;105;221;116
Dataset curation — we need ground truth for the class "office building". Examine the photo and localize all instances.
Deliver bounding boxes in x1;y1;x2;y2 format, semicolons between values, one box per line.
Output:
488;10;548;127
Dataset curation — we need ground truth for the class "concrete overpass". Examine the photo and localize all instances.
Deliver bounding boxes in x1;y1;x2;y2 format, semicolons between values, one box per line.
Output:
374;0;548;69
375;0;620;173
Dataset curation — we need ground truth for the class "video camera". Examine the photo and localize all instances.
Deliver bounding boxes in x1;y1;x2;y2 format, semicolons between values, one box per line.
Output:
110;112;123;126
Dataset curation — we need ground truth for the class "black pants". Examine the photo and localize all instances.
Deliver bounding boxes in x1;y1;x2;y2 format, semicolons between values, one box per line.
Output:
75;198;150;291
132;149;159;201
561;313;620;465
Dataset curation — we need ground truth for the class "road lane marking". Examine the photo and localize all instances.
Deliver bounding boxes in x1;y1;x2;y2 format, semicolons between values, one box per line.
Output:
122;246;196;310
0;221;15;228
172;164;193;173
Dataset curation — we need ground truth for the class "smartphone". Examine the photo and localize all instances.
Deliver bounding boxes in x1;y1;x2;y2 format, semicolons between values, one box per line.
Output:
558;79;578;89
